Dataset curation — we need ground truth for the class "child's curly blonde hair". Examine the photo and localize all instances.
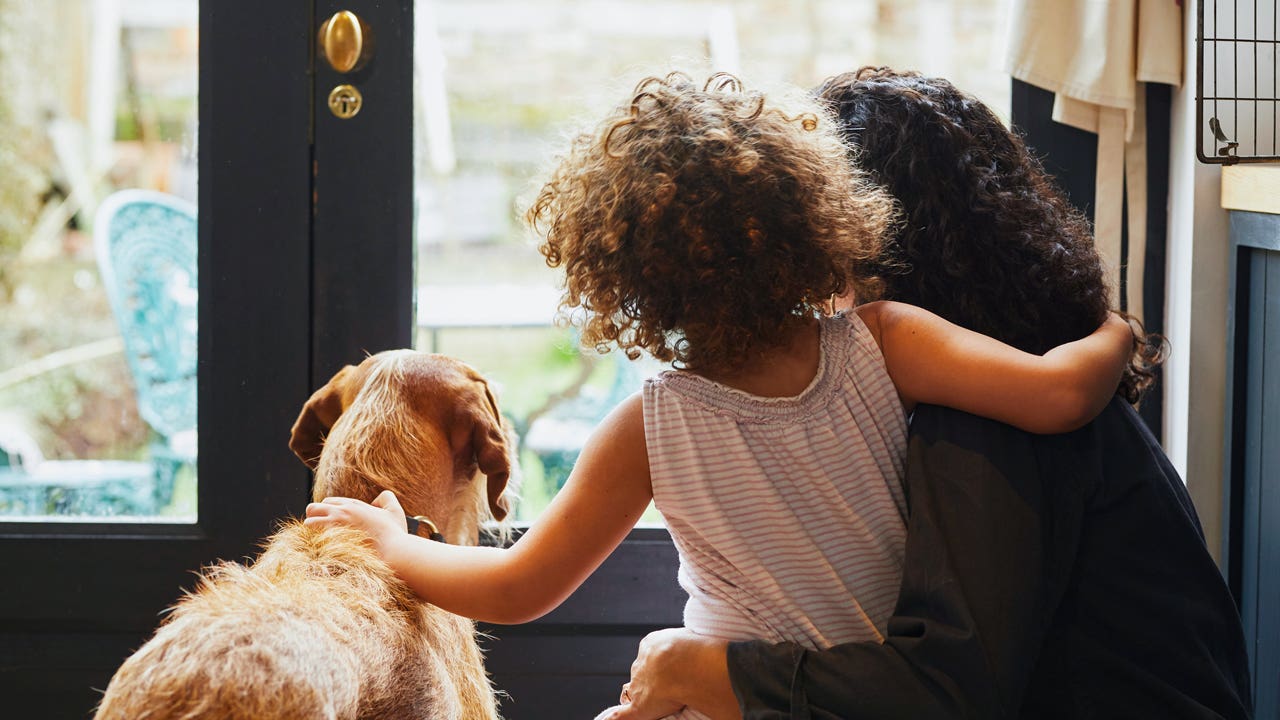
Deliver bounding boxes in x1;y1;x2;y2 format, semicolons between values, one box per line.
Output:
528;72;896;373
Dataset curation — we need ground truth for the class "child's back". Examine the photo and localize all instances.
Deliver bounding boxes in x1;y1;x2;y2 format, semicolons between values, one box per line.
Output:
646;313;907;649
532;71;914;656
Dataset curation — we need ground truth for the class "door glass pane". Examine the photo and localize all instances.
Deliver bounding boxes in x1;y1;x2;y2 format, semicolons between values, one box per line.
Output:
413;0;1011;522
0;0;198;522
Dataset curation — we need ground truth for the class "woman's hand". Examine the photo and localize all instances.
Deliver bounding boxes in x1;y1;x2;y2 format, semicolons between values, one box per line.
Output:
304;490;406;555
595;628;739;720
594;627;689;720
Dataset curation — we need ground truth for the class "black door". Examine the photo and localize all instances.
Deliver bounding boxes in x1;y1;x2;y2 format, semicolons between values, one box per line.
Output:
1;2;682;718
309;2;682;715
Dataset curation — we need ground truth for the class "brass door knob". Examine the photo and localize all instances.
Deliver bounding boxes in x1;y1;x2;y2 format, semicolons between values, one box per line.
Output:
319;10;372;73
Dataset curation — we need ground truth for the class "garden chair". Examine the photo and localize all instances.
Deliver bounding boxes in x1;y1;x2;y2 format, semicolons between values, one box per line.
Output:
0;188;195;518
94;189;198;511
0;417;154;516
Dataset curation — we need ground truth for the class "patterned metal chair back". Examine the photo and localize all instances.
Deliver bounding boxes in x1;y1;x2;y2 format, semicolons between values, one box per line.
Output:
94;190;197;442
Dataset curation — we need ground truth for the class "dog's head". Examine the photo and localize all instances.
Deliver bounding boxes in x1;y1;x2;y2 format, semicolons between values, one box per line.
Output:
289;351;514;543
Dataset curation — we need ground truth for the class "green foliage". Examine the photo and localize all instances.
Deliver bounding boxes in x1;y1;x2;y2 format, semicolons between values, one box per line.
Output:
0;0;44;299
0;360;148;461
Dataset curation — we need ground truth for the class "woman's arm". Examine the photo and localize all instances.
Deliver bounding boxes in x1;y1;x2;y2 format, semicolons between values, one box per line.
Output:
857;301;1131;434
596;629;739;720
304;392;654;624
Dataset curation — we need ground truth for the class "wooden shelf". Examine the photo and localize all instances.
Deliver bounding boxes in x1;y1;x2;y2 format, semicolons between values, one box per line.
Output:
1222;163;1280;214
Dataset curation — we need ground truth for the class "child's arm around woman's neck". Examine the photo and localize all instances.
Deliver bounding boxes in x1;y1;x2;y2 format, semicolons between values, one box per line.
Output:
857;300;1132;434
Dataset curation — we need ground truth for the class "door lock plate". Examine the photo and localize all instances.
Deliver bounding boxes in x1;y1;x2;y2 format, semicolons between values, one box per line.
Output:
328;84;363;119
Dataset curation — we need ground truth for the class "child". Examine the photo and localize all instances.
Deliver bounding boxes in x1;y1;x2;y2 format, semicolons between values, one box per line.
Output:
304;72;1132;719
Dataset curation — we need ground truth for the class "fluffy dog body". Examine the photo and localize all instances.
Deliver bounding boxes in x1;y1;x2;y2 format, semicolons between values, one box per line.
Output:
94;351;511;720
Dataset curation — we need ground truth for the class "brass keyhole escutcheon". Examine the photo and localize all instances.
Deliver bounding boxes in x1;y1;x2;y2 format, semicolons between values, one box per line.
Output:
319;10;372;73
328;84;363;119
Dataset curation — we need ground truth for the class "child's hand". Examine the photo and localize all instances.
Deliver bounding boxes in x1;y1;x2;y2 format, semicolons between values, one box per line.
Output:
304;490;406;555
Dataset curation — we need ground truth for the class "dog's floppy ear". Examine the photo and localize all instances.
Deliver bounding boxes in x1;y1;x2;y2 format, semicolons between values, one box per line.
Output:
470;378;512;521
289;364;357;469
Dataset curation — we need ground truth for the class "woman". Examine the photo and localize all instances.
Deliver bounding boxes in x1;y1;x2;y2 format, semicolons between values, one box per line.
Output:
600;68;1252;720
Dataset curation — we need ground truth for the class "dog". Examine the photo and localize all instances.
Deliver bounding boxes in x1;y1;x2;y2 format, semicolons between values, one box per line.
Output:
94;350;513;720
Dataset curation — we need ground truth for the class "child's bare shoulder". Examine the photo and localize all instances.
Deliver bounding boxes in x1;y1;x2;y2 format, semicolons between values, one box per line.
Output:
853;300;898;344
855;302;954;357
856;301;937;332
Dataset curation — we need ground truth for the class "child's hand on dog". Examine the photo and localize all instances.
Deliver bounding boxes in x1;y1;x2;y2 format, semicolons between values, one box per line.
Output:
305;490;407;555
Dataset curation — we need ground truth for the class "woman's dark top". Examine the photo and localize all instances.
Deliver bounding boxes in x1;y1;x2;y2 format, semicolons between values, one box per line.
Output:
727;399;1253;719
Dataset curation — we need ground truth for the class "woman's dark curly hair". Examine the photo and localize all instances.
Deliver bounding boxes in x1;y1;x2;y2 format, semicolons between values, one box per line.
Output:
528;72;897;373
816;67;1165;403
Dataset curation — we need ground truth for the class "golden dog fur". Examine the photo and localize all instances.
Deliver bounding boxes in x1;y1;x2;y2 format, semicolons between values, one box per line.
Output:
94;350;513;720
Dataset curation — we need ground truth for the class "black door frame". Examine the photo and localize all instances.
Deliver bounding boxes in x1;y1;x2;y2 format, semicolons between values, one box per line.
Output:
311;0;415;379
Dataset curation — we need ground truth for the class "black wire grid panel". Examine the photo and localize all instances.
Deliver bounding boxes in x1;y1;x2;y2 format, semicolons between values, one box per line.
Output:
1198;0;1280;163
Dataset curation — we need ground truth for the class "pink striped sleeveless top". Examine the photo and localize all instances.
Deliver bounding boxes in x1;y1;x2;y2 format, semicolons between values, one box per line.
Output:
643;312;909;650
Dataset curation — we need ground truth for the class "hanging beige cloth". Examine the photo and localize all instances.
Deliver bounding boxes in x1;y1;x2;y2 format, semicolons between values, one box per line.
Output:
1007;0;1183;322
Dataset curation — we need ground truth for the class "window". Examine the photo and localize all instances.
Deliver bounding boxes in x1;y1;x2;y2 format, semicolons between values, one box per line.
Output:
412;0;1013;521
0;0;198;522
